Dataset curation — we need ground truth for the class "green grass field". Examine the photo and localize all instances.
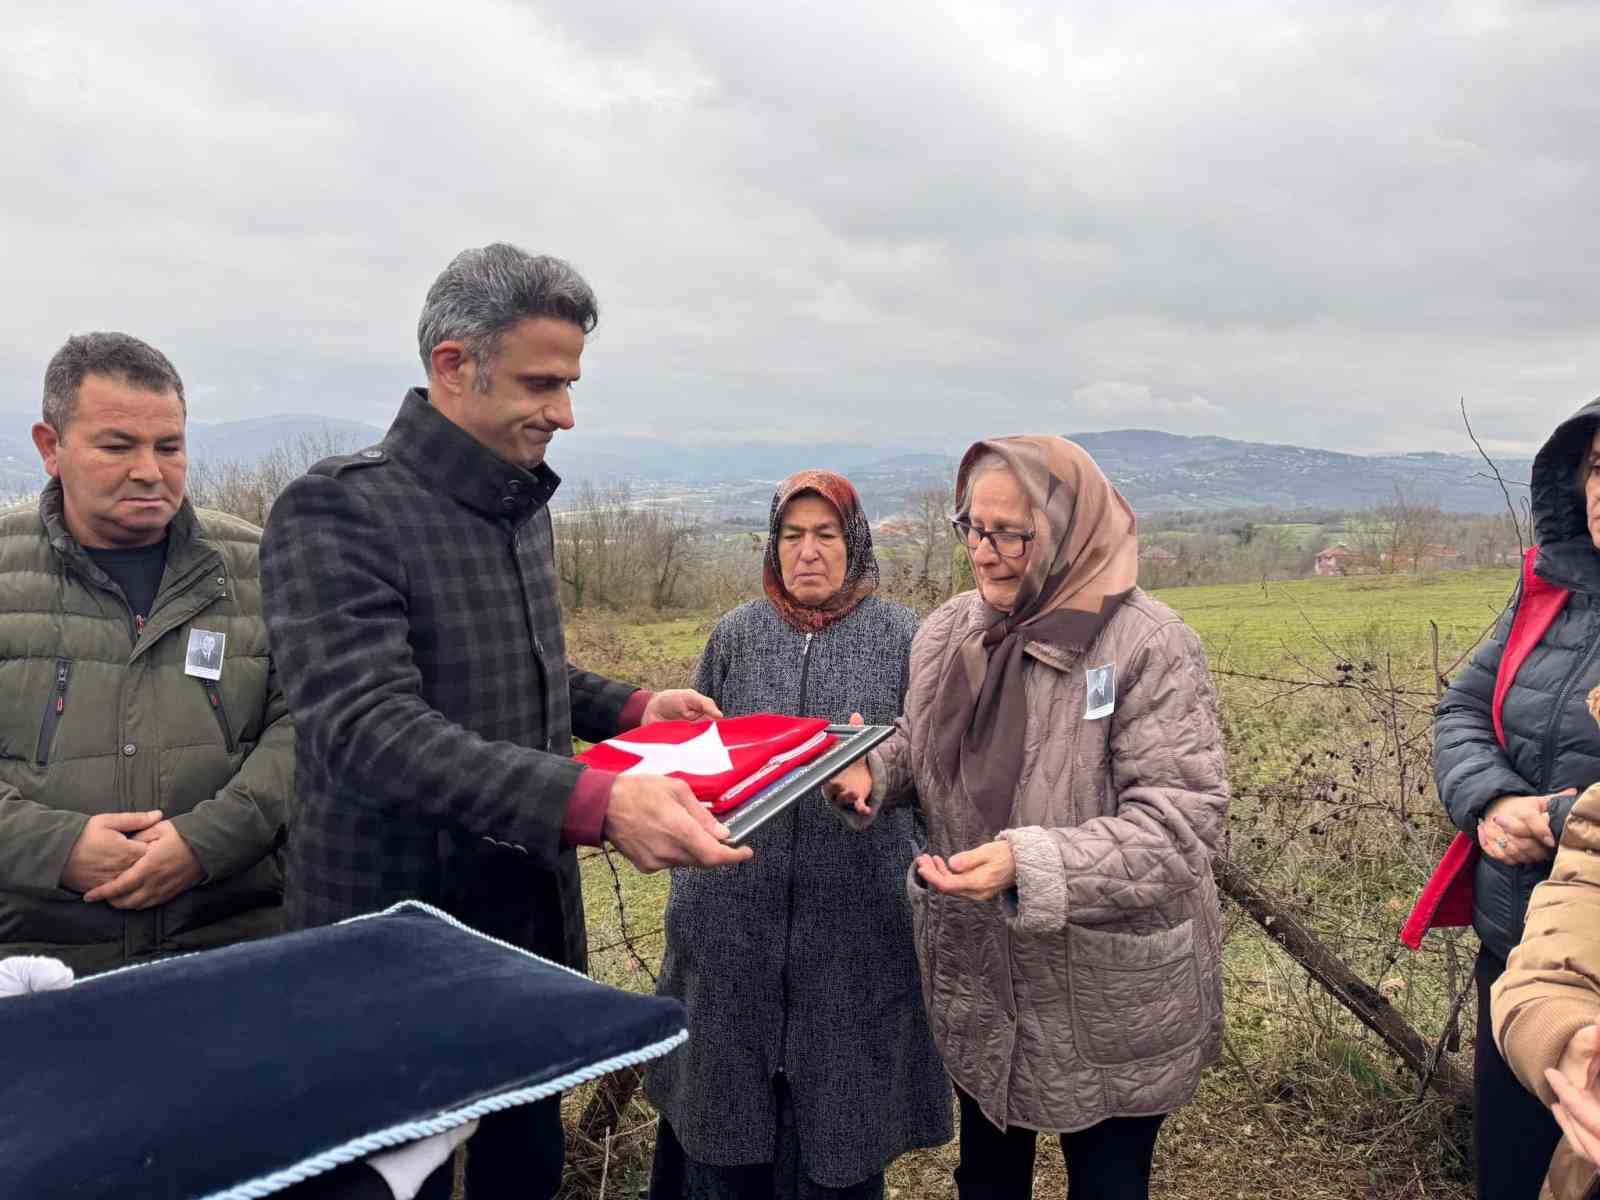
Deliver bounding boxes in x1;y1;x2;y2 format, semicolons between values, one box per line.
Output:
1253;521;1332;548
602;568;1519;680
1154;568;1515;671
613;614;710;661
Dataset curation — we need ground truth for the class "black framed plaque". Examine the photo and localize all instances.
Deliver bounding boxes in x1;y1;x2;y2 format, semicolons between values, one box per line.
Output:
721;723;896;847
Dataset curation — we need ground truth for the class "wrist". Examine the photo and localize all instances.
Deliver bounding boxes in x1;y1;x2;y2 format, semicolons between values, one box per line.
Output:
52;815;94;891
619;690;652;732
565;768;617;847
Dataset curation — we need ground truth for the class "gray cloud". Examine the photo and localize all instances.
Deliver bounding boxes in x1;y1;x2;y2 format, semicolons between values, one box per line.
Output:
3;0;1598;458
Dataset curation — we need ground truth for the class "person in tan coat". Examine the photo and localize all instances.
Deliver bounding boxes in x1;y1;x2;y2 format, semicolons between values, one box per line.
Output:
827;435;1227;1200
1492;685;1600;1200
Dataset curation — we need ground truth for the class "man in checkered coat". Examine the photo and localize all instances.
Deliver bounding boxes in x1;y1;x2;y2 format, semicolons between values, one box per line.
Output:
260;244;751;1200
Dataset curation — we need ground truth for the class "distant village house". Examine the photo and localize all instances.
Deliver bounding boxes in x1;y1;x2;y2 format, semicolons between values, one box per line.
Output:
1314;545;1359;576
1314;542;1461;577
1385;544;1462;572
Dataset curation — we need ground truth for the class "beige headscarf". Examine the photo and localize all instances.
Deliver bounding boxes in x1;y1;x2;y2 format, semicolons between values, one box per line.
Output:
932;436;1139;833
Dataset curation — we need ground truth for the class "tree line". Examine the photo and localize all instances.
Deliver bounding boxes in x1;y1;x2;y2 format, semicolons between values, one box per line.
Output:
143;453;1531;611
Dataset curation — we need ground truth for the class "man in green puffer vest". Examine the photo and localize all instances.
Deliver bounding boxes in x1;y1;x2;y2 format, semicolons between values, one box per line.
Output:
0;332;293;975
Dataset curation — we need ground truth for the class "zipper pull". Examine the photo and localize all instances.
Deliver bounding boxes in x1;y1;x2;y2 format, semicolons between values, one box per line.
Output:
54;663;68;713
135;614;145;635
802;632;813;658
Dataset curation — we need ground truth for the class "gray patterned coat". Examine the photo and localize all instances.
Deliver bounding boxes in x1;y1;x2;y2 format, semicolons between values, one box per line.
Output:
646;596;952;1186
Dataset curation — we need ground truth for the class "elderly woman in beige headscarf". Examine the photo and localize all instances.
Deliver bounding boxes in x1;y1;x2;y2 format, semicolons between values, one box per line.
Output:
827;435;1228;1200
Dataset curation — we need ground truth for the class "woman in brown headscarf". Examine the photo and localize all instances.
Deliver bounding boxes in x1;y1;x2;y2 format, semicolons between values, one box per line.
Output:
646;470;951;1200
828;437;1229;1200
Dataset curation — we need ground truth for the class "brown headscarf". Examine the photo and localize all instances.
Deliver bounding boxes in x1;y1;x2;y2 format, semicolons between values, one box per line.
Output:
932;436;1139;833
762;470;880;633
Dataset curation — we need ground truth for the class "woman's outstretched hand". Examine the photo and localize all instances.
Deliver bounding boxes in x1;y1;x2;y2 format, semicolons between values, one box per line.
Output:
916;841;1017;902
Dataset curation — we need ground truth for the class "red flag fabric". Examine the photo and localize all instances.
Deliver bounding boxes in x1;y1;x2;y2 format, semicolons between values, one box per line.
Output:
576;715;838;815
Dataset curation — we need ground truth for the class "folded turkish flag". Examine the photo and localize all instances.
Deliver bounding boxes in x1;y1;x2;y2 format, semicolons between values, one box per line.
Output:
577;715;837;815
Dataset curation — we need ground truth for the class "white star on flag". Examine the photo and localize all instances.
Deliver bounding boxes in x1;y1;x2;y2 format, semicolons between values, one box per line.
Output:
605;724;736;778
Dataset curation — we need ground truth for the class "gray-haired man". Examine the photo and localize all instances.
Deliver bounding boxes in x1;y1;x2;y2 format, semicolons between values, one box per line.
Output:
261;244;749;1199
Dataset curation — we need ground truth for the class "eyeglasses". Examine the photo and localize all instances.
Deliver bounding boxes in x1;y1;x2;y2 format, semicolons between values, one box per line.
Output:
951;518;1035;559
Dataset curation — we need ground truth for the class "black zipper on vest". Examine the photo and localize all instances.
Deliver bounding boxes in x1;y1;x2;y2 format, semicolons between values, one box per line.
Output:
1540;605;1600;791
203;680;237;753
35;659;73;766
775;631;816;1078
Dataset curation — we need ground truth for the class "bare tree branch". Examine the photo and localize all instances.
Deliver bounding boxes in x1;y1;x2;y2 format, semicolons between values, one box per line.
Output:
1460;397;1527;557
1214;855;1473;1108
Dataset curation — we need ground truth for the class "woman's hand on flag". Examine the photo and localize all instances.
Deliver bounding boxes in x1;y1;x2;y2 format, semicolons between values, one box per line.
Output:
604;773;753;873
642;689;724;725
823;713;873;816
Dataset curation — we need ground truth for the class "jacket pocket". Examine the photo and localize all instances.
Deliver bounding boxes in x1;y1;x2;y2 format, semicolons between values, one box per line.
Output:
1068;918;1204;1068
201;680;236;753
34;659;73;766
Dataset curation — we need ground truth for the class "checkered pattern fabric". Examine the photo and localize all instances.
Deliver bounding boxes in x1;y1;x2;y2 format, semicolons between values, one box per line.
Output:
261;390;637;966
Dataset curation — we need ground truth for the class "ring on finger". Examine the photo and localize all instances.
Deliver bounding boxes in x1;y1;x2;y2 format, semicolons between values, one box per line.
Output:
1497;837;1508;851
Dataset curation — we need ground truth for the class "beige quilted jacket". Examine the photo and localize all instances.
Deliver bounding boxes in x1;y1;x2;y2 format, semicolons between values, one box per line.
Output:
1493;782;1600;1200
858;588;1228;1133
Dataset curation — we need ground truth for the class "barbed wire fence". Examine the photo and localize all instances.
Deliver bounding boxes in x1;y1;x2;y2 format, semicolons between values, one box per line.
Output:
562;848;668;1196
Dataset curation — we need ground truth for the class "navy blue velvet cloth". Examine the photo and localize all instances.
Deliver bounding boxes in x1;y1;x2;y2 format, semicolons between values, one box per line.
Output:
0;903;686;1199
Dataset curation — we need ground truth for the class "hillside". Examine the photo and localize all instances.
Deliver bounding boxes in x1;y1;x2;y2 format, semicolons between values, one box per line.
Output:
1067;430;1531;514
0;412;1532;518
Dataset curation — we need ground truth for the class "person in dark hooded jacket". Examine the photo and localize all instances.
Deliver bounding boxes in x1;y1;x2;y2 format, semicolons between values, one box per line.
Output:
1434;397;1600;1200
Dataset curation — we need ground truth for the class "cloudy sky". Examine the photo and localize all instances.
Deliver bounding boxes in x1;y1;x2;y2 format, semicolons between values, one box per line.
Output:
4;0;1598;455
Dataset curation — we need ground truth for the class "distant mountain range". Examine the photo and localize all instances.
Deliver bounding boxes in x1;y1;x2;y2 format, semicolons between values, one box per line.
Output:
0;414;381;503
1064;430;1531;514
0;411;1532;519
